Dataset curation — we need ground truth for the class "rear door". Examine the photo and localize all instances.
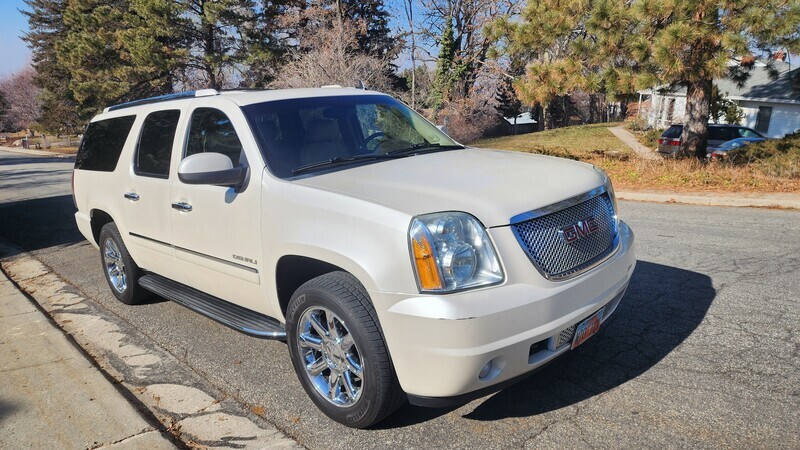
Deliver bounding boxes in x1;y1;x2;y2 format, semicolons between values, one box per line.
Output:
121;109;185;282
169;99;266;313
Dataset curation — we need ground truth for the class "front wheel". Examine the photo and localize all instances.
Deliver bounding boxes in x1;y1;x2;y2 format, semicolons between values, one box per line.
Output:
286;272;405;428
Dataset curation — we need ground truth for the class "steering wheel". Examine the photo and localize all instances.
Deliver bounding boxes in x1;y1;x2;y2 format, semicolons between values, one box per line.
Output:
364;132;386;152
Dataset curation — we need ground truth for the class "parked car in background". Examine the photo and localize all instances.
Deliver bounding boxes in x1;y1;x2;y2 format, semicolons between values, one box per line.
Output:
657;124;765;156
706;137;767;158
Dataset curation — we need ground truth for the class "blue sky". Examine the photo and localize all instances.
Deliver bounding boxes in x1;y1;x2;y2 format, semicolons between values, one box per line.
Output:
0;0;30;78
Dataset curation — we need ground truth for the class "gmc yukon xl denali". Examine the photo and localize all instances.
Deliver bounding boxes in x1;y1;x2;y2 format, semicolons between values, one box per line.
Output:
72;88;636;428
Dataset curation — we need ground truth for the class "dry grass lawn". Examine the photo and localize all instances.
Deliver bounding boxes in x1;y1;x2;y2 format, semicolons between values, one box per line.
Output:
475;124;800;193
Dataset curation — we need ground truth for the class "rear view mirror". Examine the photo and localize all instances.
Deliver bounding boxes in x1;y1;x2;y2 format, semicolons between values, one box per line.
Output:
178;153;246;188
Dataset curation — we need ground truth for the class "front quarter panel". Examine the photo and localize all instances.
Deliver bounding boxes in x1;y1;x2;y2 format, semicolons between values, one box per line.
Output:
261;172;417;319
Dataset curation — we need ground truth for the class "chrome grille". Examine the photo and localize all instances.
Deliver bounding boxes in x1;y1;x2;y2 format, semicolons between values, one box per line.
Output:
511;192;617;280
555;325;576;349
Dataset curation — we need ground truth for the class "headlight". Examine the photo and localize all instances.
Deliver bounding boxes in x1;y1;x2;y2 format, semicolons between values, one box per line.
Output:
592;165;619;228
409;212;504;293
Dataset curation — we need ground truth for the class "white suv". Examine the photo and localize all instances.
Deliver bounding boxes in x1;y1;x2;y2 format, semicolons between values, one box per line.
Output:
72;88;636;428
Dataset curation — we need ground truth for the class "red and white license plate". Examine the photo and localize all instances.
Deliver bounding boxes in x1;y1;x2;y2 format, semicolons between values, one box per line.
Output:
571;307;605;350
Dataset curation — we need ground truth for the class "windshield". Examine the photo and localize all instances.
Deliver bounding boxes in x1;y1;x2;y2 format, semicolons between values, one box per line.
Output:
242;95;461;178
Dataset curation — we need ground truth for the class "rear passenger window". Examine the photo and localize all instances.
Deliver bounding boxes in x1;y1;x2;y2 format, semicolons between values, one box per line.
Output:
136;110;180;178
75;116;136;172
186;108;243;165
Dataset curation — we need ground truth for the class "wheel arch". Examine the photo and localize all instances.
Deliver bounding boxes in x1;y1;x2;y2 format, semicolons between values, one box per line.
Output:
90;209;116;245
275;254;377;318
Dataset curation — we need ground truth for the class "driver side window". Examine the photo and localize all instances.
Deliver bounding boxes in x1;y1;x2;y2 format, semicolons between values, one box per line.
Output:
186;108;243;165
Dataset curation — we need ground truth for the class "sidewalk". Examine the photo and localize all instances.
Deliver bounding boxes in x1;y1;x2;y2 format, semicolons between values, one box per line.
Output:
0;269;175;449
608;127;660;160
0;145;76;158
616;190;800;209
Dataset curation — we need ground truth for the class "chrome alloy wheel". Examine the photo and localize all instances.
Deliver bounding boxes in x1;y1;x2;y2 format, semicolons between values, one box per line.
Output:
297;306;364;407
103;238;127;293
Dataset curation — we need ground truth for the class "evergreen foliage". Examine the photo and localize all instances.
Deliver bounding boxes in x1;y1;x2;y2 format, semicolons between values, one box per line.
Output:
497;0;800;158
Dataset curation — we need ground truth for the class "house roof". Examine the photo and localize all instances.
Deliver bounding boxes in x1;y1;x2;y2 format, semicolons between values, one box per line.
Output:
642;60;800;104
716;61;800;103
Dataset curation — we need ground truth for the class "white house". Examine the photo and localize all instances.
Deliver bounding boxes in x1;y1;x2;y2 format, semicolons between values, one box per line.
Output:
644;59;800;138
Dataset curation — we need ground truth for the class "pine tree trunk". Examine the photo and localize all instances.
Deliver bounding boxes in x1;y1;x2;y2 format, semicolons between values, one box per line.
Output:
681;78;713;159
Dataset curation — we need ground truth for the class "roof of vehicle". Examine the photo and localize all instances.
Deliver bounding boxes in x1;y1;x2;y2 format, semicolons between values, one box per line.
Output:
103;87;389;113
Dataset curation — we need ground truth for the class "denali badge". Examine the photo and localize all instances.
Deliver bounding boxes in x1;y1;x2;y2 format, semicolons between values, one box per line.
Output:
559;217;600;244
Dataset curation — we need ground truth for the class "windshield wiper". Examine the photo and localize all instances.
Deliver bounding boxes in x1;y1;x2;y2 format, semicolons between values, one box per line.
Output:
292;154;407;175
386;143;464;156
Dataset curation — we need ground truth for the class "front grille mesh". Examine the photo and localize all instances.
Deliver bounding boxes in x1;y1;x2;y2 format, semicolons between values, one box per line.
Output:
511;193;617;280
555;325;576;349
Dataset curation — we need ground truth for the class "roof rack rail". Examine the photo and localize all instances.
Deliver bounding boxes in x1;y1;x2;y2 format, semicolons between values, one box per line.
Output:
105;89;219;113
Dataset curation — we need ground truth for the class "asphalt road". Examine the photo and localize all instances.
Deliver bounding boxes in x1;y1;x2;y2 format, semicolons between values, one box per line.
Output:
1;148;798;449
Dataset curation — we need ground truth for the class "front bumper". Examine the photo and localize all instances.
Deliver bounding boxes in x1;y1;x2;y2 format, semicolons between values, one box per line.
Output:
370;221;636;402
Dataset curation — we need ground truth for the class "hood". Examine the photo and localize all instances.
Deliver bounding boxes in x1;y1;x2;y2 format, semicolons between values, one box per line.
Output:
292;148;605;227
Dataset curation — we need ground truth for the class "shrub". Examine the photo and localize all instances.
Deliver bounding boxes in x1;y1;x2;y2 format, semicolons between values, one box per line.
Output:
727;131;800;179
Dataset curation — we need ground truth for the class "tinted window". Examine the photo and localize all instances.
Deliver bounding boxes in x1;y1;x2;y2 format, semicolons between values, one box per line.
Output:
75;116;136;172
662;125;682;139
707;127;737;141
136;110;180;177
186;108;243;165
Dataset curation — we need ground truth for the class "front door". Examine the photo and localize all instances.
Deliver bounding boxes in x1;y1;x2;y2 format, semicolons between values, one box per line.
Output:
169;99;265;313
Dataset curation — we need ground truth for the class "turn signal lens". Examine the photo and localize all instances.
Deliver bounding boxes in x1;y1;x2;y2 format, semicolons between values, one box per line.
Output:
410;222;443;290
409;213;503;293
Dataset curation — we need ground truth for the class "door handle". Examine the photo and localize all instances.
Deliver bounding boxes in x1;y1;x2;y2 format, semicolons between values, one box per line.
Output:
124;192;140;201
171;201;192;212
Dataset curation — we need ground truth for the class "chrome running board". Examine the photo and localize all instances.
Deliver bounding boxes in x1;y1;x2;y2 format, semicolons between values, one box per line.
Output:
139;274;286;340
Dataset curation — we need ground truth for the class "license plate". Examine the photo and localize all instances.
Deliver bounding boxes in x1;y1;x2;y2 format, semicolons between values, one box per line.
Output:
571;307;605;350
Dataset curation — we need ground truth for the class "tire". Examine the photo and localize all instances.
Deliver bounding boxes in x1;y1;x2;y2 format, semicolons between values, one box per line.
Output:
286;271;405;428
98;222;149;305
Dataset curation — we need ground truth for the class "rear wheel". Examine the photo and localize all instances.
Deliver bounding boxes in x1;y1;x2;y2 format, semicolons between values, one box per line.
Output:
286;272;405;428
99;223;149;305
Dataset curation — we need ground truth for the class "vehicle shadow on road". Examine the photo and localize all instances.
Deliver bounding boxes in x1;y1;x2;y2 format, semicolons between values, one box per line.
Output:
380;260;716;427
0;195;83;257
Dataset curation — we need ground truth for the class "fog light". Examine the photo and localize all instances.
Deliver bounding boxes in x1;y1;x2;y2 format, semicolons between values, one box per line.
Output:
478;360;493;379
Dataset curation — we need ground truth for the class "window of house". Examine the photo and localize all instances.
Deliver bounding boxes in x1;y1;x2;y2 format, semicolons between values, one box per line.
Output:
755;106;772;134
135;110;180;178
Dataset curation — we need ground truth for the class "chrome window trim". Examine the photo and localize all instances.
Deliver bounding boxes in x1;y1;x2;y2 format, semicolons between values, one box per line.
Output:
509;185;607;225
509;186;619;282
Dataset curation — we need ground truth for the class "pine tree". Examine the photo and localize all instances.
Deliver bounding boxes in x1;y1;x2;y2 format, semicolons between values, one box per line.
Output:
429;18;457;111
338;0;394;58
21;0;81;133
498;0;800;158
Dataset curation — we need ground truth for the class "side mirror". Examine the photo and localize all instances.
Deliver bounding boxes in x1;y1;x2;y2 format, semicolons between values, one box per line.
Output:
178;153;246;188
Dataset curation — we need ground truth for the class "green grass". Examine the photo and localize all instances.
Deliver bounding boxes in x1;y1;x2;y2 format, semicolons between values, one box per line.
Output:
475;122;631;160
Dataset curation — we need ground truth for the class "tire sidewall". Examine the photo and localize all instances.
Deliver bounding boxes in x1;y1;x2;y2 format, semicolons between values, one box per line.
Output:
286;284;383;428
98;223;140;305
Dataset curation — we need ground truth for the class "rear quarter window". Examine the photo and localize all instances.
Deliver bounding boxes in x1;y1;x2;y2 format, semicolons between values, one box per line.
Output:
75;115;136;172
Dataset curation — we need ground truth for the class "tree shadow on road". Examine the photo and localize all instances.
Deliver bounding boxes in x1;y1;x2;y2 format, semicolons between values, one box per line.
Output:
379;260;716;427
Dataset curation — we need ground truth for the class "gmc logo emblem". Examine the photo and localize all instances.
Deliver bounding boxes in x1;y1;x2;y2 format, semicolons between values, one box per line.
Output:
559;217;600;244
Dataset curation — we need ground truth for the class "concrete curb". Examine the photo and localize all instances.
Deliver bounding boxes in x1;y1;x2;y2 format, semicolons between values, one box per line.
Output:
617;190;800;210
0;145;75;158
0;241;302;450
